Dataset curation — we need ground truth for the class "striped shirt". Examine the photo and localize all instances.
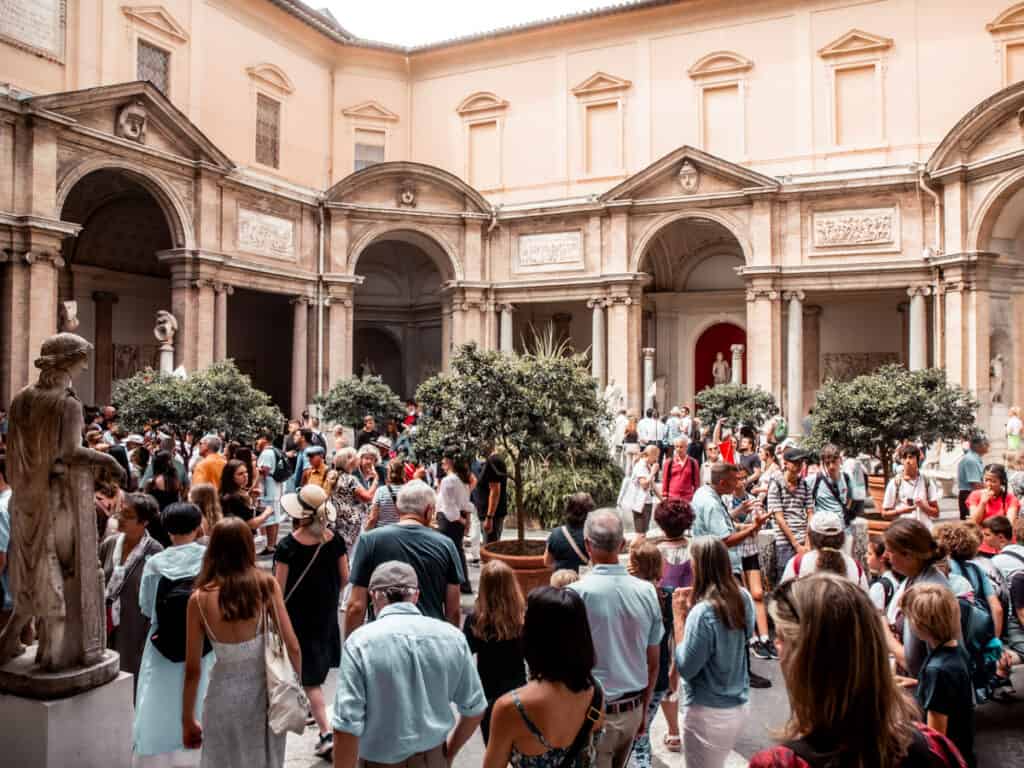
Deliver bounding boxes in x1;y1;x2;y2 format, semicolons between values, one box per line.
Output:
767;477;812;548
372;483;403;526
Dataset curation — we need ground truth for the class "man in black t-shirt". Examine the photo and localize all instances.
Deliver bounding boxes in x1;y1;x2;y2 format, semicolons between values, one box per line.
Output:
475;453;508;544
354;415;380;450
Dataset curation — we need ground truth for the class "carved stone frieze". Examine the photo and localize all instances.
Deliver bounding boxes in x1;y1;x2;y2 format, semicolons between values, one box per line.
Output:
812;208;896;248
821;352;900;384
515;231;583;272
237;206;295;259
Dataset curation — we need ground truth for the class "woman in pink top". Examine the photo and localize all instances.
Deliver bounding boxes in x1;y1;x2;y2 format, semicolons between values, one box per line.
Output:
969;463;1019;554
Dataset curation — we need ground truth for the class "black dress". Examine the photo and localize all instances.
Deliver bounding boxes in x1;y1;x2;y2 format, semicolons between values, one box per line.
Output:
274;533;347;686
463;611;526;744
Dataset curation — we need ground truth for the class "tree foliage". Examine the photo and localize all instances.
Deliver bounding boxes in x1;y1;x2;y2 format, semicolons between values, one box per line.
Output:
414;343;613;542
694;383;780;430
315;374;404;431
804;365;978;478
112;360;285;446
521;456;623;529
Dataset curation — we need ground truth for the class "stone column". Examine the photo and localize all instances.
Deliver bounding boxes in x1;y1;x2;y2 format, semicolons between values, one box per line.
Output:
195;280;216;371
730;344;744;385
92;291;118;405
802;305;822;417
642;347;656;412
908;284;930;371
745;288;782;396
785;290;805;434
291;296;310;418
587;297;607;386
213;283;233;362
326;293;353;386
944;280;967;386
499;303;515;354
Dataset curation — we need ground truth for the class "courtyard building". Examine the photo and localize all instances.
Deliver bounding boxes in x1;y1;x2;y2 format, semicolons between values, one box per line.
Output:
2;0;1024;441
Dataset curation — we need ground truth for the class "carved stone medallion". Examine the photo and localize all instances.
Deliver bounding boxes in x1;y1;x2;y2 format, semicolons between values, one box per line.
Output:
116;102;147;143
397;180;417;208
677;161;700;194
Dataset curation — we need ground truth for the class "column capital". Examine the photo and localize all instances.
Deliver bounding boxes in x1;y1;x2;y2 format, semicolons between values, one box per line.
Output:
641;347;656;359
944;280;974;294
608;295;634;306
192;278;214;290
782;290;806;302
91;290;119;303
213;282;234;295
324;296;353;308
23;250;65;268
586;297;610;309
907;284;932;298
730;344;745;355
497;302;516;313
745;288;779;302
290;295;314;306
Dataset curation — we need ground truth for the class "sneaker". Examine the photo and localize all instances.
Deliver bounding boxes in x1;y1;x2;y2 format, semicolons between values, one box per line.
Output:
768;641;780;661
750;640;771;660
749;670;772;689
314;732;333;760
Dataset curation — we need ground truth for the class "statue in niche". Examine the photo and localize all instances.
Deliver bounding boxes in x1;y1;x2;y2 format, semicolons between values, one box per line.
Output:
154;310;178;346
115;102;147;143
991;355;1006;405
0;333;125;679
58;301;79;333
712;351;731;386
604;379;624;413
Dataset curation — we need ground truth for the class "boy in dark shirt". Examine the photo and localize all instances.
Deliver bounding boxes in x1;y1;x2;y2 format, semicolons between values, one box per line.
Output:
902;582;976;768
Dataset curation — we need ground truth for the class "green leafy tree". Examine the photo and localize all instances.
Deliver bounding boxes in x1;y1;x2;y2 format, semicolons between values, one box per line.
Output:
415;343;612;548
315;374;404;432
804;365;978;481
694;383;780;431
112;360;285;450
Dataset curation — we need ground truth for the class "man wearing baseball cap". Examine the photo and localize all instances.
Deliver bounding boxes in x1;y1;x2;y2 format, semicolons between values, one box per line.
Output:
778;510;869;589
332;561;486;768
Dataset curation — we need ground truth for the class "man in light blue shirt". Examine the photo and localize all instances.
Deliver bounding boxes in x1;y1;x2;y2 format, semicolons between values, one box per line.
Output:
332;561;485;768
569;509;662;768
957;435;988;521
691;462;764;576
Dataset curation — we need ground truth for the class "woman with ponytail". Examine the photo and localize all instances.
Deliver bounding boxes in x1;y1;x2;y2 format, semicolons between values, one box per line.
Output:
779;511;869;590
884;518;952;677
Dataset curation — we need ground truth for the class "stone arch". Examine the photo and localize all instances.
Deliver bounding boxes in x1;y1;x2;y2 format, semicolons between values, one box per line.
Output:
57;157;194;249
348;225;462;281
926;79;1024;173
326;160;492;214
630;209;752;273
969;164;1024;252
676;246;745;291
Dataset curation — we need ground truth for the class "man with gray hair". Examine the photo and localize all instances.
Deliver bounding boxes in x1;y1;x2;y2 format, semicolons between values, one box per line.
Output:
344;479;464;637
569;509;662;768
190;434;226;489
333;561;485;768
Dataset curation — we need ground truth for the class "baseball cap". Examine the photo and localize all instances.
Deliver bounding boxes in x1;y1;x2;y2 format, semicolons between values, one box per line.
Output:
368;561;418;592
809;511;844;535
782;446;807;463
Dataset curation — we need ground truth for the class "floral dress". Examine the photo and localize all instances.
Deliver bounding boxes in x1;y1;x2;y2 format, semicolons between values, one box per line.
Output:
331;472;368;554
508;689;603;768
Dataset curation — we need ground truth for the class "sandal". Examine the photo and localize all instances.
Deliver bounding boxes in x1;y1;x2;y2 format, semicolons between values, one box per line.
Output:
663;734;682;753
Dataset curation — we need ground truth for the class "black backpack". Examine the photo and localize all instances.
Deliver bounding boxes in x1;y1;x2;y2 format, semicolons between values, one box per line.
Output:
270;447;291;483
150;576;212;663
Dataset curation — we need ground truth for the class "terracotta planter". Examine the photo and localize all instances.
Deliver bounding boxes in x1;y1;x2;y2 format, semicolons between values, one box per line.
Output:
480;539;551;595
866;475;891;533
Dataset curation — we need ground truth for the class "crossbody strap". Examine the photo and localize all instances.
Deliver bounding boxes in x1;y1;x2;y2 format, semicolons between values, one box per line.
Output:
561;526;589;565
556;682;604;768
284;541;326;604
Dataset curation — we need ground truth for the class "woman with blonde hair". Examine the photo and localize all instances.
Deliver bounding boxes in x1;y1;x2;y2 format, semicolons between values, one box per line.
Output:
189;481;222;541
1007;405;1022;453
748;574;964;768
463;560;526;744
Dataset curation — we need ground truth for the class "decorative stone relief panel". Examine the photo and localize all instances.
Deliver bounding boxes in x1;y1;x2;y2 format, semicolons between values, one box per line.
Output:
237;207;295;260
808;206;900;256
0;0;65;61
821;352;899;383
113;344;159;380
514;231;584;273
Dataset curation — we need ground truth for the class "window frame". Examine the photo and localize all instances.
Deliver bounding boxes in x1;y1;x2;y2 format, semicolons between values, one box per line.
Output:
352;125;388;172
134;35;172;96
464;117;503;192
253;90;283;171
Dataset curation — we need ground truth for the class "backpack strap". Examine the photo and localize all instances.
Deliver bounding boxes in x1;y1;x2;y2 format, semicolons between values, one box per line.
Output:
1001;548;1024;569
794;552;804;576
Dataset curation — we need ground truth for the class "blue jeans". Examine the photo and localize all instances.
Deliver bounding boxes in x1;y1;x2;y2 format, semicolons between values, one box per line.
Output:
774;540;796;585
629;689;667;768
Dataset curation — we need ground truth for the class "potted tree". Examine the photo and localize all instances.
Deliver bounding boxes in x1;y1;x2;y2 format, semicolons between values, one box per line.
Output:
113;360;285;458
694;382;780;432
805;365;977;527
415;342;613;592
315;373;404;437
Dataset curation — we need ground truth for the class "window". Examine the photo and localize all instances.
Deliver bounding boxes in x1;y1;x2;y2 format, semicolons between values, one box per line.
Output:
468;121;499;189
834;65;876;146
137;40;170;94
354;128;385;171
255;93;281;168
701;84;742;159
1008;42;1024;84
585;102;619;175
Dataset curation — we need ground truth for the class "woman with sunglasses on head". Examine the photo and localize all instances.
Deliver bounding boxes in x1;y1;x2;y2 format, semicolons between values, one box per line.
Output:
748;574;965;768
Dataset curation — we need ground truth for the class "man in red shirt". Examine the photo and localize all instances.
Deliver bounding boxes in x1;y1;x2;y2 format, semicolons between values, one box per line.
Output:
661;436;700;503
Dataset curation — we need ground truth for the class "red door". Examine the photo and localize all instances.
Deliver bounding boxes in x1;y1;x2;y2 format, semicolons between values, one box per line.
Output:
694;323;746;395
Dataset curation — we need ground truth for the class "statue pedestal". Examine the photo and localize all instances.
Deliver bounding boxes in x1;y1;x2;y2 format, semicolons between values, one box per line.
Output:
990;403;1009;457
0;670;133;768
159;343;174;374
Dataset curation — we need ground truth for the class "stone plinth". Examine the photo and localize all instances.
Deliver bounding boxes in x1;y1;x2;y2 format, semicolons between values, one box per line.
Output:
0;646;119;699
0;671;133;768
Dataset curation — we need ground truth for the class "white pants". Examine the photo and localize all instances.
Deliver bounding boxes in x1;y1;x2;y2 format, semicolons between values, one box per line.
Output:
467;513;480;560
682;703;748;768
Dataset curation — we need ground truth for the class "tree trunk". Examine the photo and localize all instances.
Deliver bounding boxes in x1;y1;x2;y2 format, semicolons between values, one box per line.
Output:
514;458;525;543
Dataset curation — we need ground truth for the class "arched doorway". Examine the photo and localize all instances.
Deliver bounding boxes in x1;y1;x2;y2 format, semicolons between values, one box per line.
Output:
637;215;747;407
59;169;176;406
694;322;746;394
353;232;446;399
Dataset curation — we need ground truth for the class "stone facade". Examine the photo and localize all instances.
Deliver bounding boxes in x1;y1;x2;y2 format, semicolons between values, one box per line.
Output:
1;1;1024;431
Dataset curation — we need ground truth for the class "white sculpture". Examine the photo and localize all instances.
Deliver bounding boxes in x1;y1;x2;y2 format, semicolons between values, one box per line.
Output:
58;301;80;332
154;310;178;374
712;351;731;385
604;379;624;413
116;102;147;143
991;354;1005;404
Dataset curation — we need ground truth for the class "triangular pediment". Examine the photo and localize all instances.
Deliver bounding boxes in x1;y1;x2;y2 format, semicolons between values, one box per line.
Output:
818;29;893;58
988;3;1024;34
28;82;233;170
246;63;294;95
571;72;632;97
688;51;753;79
121;5;189;43
455;91;509;115
600;146;778;202
342;100;399;122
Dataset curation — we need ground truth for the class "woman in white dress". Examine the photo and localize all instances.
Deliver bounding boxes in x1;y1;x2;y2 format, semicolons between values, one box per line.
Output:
182;518;301;768
436;450;477;595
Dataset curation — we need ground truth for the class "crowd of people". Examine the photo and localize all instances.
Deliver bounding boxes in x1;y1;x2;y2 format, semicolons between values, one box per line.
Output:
0;399;1021;768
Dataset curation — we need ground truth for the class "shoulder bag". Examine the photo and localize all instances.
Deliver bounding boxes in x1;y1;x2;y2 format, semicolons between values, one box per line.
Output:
264;595;310;735
557;681;605;768
561;525;591;576
283;542;325;604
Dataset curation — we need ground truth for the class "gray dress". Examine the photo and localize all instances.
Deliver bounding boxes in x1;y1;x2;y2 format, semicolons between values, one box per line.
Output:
197;601;286;768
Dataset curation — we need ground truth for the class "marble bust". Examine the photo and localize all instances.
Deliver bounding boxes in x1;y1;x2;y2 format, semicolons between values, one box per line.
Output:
712;351;731;385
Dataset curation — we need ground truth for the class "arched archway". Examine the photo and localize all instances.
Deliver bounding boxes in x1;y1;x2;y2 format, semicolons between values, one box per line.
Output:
59;168;180;405
694;322;746;395
353;327;404;395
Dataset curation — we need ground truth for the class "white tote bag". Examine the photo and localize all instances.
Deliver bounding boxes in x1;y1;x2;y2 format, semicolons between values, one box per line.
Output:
264;601;309;735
